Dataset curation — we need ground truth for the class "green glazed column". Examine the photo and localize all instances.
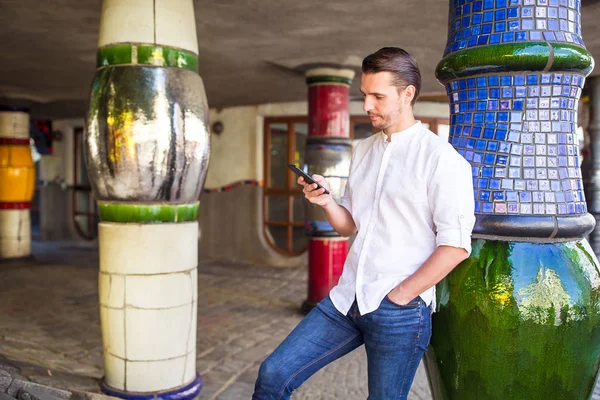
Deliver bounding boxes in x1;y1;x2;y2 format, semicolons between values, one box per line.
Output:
85;0;209;398
427;0;600;399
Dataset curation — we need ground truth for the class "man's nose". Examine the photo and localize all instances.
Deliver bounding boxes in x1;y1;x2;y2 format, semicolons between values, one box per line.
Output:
363;97;373;113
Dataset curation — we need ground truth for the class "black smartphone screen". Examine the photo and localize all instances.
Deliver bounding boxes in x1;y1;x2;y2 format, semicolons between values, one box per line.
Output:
286;164;330;195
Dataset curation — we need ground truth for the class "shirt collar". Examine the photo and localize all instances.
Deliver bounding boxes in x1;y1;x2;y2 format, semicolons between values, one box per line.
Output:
380;121;422;143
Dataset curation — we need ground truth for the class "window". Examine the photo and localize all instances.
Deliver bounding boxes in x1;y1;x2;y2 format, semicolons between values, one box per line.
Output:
351;116;377;146
263;117;308;255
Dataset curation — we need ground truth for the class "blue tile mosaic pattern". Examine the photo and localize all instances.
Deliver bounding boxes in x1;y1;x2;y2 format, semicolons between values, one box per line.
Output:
447;72;586;215
444;0;584;55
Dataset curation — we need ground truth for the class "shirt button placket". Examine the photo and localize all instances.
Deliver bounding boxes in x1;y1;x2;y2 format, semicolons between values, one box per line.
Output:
355;140;395;312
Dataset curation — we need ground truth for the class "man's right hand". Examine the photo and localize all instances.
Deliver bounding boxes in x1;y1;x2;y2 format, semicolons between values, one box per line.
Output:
298;175;357;237
298;175;334;208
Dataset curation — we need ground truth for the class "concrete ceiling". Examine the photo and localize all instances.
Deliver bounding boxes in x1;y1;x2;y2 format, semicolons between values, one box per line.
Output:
1;0;600;119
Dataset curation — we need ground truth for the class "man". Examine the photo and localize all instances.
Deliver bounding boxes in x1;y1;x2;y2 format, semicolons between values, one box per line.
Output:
253;47;475;399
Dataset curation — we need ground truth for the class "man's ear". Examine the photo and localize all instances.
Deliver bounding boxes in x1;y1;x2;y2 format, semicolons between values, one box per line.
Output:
403;85;416;105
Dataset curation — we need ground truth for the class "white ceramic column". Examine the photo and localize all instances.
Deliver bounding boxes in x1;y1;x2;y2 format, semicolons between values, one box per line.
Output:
99;223;198;392
89;0;209;398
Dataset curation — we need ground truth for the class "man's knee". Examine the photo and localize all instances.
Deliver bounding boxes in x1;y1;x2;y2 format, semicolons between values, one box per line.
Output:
257;356;284;385
254;356;294;398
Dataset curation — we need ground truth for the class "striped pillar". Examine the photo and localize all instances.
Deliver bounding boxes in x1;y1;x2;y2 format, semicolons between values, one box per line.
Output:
86;1;210;399
0;108;35;260
426;0;600;399
301;68;354;312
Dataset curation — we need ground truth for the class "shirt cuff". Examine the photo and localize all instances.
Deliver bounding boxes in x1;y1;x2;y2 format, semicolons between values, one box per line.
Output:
436;228;472;255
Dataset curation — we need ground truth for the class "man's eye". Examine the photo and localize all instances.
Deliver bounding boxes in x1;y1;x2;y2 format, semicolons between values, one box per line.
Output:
376;96;384;100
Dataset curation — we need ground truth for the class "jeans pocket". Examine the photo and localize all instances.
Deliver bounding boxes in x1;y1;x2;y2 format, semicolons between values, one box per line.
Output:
385;295;422;309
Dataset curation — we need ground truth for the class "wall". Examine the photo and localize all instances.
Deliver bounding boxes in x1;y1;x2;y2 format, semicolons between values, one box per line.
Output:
38;119;86;241
200;102;309;266
207;102;308;187
199;184;307;267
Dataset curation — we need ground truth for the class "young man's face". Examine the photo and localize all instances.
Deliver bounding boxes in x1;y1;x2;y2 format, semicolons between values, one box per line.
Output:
360;71;414;133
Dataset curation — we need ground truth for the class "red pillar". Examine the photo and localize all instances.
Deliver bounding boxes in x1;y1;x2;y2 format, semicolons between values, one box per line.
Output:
302;68;355;312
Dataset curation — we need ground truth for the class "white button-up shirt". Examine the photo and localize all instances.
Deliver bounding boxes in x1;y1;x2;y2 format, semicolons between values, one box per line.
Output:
330;121;475;315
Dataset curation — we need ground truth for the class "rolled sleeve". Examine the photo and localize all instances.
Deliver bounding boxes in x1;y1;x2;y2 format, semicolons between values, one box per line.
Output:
428;147;476;255
339;146;357;214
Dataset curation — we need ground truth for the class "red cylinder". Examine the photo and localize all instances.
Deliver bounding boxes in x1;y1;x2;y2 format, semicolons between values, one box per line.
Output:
308;84;350;138
306;238;348;306
302;69;354;312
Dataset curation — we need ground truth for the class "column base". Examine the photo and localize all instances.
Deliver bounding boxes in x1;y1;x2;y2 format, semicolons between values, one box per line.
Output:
100;374;202;400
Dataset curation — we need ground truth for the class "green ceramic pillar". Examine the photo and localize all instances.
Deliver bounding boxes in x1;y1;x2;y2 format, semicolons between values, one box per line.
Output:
426;0;600;398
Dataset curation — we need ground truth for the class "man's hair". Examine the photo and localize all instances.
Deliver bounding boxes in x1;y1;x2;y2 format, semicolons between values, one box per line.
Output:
362;47;421;106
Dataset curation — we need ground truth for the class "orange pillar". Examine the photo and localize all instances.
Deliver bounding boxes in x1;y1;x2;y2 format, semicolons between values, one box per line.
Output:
0;107;35;260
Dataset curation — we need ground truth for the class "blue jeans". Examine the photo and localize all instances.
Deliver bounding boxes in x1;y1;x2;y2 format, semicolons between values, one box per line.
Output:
253;295;431;400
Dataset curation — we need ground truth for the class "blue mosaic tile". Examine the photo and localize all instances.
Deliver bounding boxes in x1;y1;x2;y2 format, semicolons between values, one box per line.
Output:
444;0;584;55
447;71;586;216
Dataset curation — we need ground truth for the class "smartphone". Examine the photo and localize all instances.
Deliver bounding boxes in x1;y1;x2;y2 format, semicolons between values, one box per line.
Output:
287;164;330;195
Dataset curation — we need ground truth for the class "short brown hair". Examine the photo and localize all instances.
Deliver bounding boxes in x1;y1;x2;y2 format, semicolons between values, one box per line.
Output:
362;47;421;106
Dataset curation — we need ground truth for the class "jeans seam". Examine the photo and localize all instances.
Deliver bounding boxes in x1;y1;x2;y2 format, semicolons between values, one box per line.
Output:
398;305;424;396
276;333;361;400
416;302;423;339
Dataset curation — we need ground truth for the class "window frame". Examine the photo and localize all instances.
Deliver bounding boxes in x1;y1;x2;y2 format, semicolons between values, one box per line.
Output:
263;116;307;256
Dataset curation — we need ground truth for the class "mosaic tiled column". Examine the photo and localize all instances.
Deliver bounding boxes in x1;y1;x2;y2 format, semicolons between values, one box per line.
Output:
85;1;209;398
0;107;35;260
425;0;600;398
301;68;354;312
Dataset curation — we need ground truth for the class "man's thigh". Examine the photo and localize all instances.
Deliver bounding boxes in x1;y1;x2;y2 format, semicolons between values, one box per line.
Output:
359;296;432;400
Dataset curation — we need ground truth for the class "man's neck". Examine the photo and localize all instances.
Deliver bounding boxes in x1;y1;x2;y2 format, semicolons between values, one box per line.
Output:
383;115;417;136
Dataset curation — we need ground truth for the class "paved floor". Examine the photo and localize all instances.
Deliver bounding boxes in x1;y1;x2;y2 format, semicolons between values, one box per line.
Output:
0;241;598;400
0;241;430;400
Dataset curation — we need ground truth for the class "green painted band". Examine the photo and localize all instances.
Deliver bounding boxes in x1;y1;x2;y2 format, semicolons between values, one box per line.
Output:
98;202;199;223
436;43;594;82
306;76;353;85
97;44;199;72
